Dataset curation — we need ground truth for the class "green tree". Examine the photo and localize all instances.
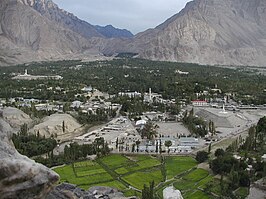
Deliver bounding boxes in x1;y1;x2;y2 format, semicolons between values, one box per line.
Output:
164;140;172;154
196;151;208;163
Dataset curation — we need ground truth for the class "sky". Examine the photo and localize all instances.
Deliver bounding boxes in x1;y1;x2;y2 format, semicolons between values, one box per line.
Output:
53;0;191;34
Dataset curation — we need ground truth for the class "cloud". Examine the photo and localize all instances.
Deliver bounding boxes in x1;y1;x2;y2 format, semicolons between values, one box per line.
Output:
53;0;191;34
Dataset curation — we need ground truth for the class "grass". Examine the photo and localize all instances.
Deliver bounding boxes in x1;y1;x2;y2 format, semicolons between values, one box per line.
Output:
122;169;163;190
114;157;161;175
235;187;249;198
184;190;211;199
100;154;130;169
165;156;197;179
183;168;209;182
172;169;214;199
53;154;213;199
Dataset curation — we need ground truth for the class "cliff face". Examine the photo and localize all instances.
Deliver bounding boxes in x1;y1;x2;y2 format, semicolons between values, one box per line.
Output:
0;0;94;66
0;116;59;199
132;0;266;66
18;0;103;39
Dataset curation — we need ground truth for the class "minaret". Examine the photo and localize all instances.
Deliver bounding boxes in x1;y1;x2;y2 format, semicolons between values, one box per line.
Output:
25;69;28;75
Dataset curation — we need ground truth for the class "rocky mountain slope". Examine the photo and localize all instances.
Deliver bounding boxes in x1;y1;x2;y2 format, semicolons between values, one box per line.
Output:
131;0;266;66
0;0;130;66
1;0;266;66
95;25;133;38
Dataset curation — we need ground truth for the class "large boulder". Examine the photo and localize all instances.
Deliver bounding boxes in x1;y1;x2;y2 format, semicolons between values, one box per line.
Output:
163;186;183;199
0;117;59;199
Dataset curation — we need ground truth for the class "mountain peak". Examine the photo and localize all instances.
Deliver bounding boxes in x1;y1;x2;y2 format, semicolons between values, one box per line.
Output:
95;25;133;38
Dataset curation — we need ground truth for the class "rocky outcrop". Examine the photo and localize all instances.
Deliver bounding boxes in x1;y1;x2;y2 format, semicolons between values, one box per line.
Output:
47;184;135;199
163;186;183;199
0;117;59;199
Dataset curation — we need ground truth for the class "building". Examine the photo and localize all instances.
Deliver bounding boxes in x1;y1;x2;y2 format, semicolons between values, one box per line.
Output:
262;154;266;162
179;137;199;147
192;100;209;107
12;69;63;80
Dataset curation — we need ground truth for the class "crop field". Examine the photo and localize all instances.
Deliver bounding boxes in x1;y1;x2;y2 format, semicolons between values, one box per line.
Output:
54;154;216;198
165;156;197;179
173;169;213;199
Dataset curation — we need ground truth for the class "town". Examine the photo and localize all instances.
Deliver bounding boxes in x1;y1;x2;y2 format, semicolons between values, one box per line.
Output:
0;59;265;199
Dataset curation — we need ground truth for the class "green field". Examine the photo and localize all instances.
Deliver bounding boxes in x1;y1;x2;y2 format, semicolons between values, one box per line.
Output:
165;156;197;179
54;154;215;198
173;169;214;199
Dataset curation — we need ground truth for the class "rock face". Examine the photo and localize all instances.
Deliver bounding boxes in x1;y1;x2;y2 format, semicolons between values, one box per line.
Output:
0;117;59;199
47;184;134;199
163;186;183;199
0;107;32;130
132;0;266;66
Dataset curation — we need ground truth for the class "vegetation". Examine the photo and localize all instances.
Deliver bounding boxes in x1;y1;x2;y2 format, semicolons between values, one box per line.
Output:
1;59;266;108
183;109;208;137
196;151;209;163
12;124;57;157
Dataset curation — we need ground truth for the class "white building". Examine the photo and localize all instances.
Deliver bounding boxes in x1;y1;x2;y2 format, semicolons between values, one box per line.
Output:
179;137;199;147
192;100;209;107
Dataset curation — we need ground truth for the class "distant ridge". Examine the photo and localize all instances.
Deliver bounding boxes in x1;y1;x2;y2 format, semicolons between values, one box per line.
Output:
95;25;133;38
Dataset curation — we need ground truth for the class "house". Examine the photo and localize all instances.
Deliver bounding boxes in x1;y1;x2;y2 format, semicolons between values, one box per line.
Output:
192;100;209;107
71;101;82;108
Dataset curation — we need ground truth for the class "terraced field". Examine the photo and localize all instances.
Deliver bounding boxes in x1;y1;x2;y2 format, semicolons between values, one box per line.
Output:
54;154;216;198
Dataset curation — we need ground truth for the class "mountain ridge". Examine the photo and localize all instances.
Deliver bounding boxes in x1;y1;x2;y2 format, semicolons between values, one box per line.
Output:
1;0;266;66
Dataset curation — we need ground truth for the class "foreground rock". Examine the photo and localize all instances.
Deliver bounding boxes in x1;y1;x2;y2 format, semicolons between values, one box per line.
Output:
247;178;266;199
0;117;59;199
47;184;136;199
163;186;183;199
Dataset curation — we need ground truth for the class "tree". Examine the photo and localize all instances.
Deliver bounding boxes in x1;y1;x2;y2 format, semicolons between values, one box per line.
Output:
141;121;158;140
142;181;155;199
136;140;140;152
164;140;172;154
62;120;65;133
116;137;119;149
214;148;225;157
208;143;212;153
196;151;208;163
132;143;135;153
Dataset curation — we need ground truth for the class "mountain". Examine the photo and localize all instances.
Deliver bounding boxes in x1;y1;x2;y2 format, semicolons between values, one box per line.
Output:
130;0;266;66
0;0;131;66
95;25;133;38
1;0;266;67
0;0;97;66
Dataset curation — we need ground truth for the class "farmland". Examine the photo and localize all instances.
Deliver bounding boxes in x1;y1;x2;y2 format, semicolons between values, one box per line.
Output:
54;154;216;198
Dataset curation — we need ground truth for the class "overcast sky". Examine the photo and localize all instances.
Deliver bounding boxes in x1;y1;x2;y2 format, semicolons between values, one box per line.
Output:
53;0;191;34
